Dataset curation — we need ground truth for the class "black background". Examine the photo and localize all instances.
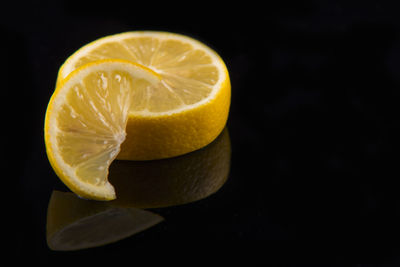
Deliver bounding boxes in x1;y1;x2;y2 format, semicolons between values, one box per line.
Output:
4;0;400;263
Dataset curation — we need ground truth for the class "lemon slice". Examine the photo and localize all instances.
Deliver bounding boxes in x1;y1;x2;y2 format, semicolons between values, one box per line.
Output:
45;60;160;200
57;31;231;160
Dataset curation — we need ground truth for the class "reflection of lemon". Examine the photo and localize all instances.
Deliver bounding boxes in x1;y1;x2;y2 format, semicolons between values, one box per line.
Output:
46;190;163;251
109;128;231;208
56;31;231;161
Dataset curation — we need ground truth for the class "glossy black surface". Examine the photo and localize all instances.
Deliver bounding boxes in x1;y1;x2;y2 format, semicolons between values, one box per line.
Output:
5;1;400;263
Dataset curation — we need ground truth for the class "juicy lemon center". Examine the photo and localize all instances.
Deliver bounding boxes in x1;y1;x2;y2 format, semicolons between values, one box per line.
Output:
55;69;151;185
71;37;220;112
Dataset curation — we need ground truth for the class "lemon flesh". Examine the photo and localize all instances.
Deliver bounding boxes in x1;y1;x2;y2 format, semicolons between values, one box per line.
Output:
58;31;231;160
45;60;160;200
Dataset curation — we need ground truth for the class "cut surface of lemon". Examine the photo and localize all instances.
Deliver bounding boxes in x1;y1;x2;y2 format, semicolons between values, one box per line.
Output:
45;60;160;200
57;31;231;160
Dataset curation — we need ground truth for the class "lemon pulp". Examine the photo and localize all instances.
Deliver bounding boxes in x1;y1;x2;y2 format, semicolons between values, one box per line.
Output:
57;32;231;160
45;60;159;200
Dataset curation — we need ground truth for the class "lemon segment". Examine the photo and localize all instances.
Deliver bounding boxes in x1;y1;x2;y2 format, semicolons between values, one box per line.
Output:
57;31;231;160
45;60;160;200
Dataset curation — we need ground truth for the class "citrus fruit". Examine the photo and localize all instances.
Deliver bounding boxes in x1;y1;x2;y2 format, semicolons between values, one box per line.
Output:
109;128;231;208
46;191;163;251
56;31;231;160
44;60;161;200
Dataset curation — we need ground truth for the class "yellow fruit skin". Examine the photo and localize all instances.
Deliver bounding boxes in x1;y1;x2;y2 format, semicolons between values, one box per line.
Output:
109;128;231;208
117;67;231;160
